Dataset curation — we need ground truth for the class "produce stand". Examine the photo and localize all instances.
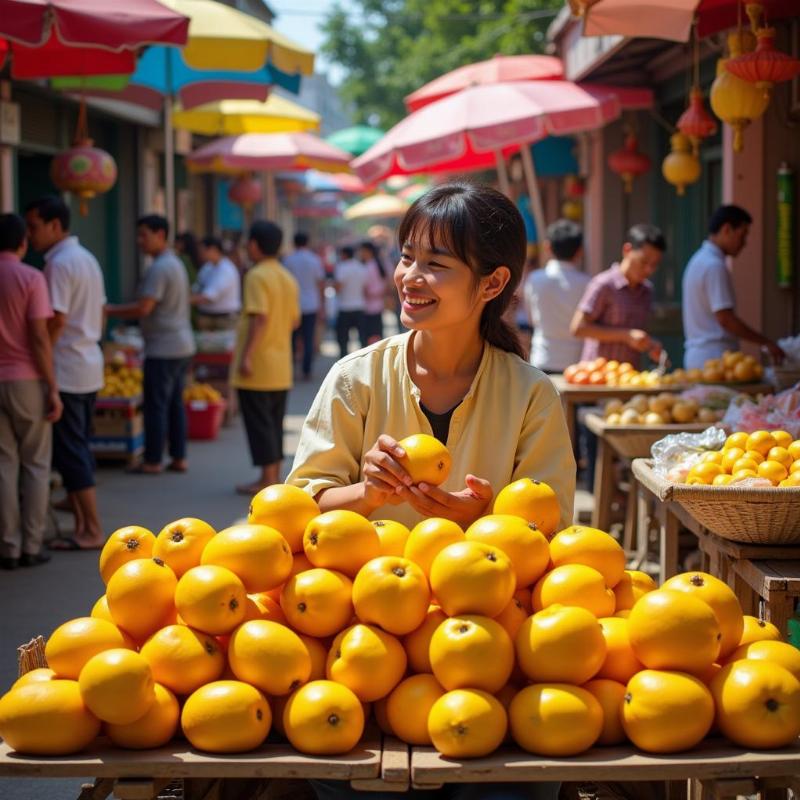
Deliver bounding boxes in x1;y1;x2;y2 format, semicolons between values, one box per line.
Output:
90;396;144;468
549;376;773;448
584;413;708;546
191;352;236;424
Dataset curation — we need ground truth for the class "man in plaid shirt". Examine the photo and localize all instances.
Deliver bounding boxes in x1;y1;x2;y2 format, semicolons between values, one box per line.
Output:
570;224;666;369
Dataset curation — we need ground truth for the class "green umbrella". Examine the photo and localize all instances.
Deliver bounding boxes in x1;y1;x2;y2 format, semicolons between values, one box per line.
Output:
326;125;384;157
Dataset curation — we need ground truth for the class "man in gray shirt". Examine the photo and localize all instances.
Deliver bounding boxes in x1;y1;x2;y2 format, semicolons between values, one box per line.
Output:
106;215;195;474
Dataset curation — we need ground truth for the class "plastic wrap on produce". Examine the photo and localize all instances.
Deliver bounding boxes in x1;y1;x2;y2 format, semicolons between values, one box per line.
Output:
720;382;800;438
678;385;740;410
651;426;727;480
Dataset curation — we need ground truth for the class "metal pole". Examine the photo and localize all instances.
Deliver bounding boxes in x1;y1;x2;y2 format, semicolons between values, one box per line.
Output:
164;96;175;240
265;171;277;219
520;144;547;248
494;150;511;198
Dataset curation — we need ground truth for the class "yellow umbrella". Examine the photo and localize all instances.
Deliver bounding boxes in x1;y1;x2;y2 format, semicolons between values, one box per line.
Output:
344;193;410;220
173;96;320;136
162;0;314;74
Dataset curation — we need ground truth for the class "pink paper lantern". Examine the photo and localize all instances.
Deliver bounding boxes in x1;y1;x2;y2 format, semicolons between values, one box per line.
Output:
227;174;262;209
51;140;117;216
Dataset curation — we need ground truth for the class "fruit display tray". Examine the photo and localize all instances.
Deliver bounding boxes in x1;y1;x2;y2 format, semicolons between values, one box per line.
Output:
585;413;709;459
551;376;774;397
632;459;800;545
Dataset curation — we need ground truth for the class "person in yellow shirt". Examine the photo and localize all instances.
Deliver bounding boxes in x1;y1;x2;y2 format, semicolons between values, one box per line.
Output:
233;220;300;496
288;182;575;533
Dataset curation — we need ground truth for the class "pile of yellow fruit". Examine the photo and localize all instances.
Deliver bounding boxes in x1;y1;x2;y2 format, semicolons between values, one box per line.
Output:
684;430;800;487
660;352;764;387
184;383;223;404
564;359;664;388
98;364;143;399
2;436;800;761
604;393;724;426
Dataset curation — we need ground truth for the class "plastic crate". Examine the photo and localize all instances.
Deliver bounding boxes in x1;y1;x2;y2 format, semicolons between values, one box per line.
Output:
186;400;227;440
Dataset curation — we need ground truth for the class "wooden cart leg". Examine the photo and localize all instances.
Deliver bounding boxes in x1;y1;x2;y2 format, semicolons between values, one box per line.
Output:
591;437;615;532
113;779;170;800
658;504;680;583
623;476;639;554
78;778;115;800
764;593;795;640
631;484;651;569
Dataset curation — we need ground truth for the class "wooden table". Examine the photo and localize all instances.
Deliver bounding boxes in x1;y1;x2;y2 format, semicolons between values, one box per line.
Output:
409;739;800;798
549;376;773;448
728;560;800;635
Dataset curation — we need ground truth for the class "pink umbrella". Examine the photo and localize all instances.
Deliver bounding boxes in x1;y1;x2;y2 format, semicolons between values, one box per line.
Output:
353;80;652;237
405;54;564;111
188;132;353;218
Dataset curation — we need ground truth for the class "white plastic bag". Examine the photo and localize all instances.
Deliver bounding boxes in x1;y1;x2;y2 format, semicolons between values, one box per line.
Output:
651;426;727;478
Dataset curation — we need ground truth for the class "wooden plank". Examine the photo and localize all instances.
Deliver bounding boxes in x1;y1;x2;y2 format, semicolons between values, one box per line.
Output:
410;741;800;786
0;739;381;781
350;736;410;792
113;778;169;800
592;437;616;532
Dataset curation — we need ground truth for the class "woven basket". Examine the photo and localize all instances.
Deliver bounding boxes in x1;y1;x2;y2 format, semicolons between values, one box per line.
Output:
585;413;709;459
17;635;47;678
632;459;800;545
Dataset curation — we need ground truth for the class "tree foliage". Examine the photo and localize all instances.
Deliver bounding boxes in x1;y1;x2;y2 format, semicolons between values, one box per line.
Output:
320;0;563;129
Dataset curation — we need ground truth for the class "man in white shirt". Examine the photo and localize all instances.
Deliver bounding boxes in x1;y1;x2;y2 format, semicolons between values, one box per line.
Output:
333;245;367;358
284;232;326;379
25;196;105;550
683;205;784;369
192;235;242;331
524;220;590;373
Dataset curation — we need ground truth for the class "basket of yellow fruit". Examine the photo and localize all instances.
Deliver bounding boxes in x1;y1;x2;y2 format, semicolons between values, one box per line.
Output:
632;429;800;544
184;383;226;440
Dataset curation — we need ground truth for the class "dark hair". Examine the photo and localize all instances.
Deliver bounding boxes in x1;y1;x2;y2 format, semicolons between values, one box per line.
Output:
360;239;386;278
200;235;223;251
339;245;355;259
626;223;666;252
398;182;527;358
294;232;310;247
137;214;169;237
709;205;752;234
546;219;583;261
249;220;283;256
25;196;70;231
0;213;26;252
176;232;201;270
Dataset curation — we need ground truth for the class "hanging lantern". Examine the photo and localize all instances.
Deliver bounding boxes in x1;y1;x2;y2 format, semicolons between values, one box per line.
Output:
710;30;769;153
726;26;800;99
662;133;701;196
564;174;585;199
677;88;718;156
607;132;651;193
227;174;262;209
50;101;116;216
562;199;583;221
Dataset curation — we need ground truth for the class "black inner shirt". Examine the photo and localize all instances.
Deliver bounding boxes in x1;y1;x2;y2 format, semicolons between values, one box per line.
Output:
420;402;460;445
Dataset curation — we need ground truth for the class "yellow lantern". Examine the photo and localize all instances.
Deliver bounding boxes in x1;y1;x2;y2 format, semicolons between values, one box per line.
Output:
710;30;769;153
662;133;701;196
561;199;583;221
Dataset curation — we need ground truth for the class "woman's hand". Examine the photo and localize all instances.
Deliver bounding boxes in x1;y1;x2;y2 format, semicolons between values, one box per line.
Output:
405;474;493;527
361;434;414;511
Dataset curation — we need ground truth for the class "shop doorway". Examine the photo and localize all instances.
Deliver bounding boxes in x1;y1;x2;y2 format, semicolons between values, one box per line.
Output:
17;150;58;269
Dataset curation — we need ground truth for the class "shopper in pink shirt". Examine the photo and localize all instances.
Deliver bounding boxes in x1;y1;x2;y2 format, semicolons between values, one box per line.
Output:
0;213;61;570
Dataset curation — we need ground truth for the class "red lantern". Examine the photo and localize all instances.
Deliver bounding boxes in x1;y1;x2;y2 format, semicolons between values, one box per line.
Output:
227;174;262;209
607;133;651;193
726;26;800;98
564;174;585;199
51;141;117;216
677;87;717;155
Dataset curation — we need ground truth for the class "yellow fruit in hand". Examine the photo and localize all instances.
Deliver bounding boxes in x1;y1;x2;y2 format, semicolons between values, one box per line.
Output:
493;478;560;537
303;510;381;578
352;556;430;635
628;590;721;674
0;680;101;755
386;674;445;745
280;568;354;638
404;517;464;577
153;518;216;578
711;660;800;749
430;541;515;618
622;670;714;753
372;519;411;557
396;433;452;486
106;683;179;750
427;689;507;758
465;514;550;588
202;524;292;593
45;617;133;679
510;683;603;756
182;680;271;753
248;483;320;553
548;525;625;588
430;615;514;693
78;648;155;725
283;680;364;755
